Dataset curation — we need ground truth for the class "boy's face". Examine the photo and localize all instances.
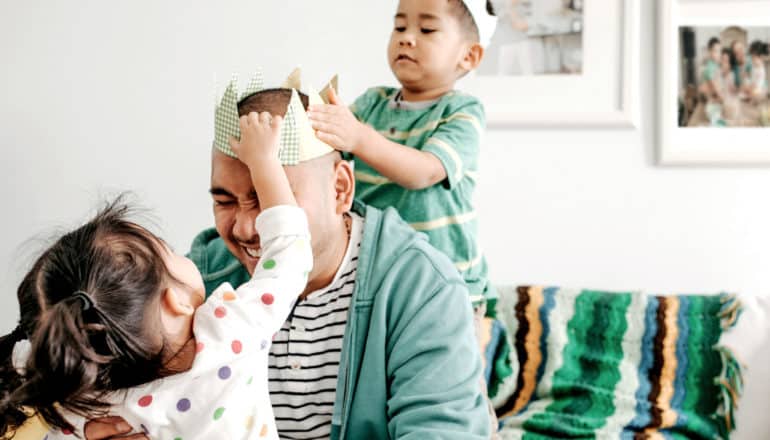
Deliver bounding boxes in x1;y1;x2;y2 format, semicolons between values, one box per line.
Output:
388;0;472;94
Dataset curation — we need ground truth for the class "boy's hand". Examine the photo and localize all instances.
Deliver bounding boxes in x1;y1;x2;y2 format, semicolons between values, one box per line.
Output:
307;87;367;154
229;112;283;169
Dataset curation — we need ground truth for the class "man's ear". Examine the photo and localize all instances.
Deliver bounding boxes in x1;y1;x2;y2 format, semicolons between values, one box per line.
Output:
333;159;355;215
460;42;485;72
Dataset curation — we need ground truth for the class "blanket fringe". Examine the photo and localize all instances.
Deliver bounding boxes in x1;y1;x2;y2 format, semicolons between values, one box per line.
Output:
718;294;743;330
712;294;745;436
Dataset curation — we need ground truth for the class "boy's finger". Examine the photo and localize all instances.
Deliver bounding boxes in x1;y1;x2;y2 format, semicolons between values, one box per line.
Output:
247;112;260;127
327;86;343;105
307;108;338;123
316;131;343;149
307;104;336;115
271;115;284;129
309;120;338;134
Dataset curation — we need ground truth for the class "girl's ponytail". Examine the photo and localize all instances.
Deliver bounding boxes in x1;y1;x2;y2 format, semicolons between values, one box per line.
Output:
1;295;116;435
0;325;31;436
2;196;179;435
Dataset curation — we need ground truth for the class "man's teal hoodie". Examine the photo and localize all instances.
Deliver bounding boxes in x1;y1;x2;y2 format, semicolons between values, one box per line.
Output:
188;203;490;439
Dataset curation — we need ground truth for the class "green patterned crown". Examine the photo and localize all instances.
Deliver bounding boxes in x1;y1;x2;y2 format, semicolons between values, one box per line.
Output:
213;68;338;165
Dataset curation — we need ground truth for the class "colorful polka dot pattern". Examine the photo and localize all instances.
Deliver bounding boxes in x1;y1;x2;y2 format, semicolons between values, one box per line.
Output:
177;398;191;412
218;366;232;380
138;395;153;407
118;235;301;439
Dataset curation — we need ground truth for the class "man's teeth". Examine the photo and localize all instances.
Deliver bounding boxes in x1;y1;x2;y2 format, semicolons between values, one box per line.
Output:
245;248;262;258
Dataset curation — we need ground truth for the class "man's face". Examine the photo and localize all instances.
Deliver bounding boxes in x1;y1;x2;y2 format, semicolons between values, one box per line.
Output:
209;150;338;278
388;0;469;93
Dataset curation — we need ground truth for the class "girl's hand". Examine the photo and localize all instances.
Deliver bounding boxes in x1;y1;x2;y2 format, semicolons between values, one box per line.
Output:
84;416;147;440
229;112;283;169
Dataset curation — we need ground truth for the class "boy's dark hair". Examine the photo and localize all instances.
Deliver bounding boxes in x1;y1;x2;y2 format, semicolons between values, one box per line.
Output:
749;40;769;57
448;0;480;42
0;196;176;436
237;89;342;162
708;37;721;50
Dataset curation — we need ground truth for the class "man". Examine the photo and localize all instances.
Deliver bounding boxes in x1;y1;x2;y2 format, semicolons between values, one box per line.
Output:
83;73;490;439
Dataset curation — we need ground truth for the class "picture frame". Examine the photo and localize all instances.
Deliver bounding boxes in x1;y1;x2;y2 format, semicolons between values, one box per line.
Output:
460;0;640;128
658;0;770;165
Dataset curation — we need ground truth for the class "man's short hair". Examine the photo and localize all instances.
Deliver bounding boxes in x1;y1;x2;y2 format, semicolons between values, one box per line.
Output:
708;37;721;50
235;88;341;163
447;0;480;43
237;88;310;117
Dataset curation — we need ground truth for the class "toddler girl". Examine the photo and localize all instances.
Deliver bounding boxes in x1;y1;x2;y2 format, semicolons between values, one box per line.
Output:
0;112;309;440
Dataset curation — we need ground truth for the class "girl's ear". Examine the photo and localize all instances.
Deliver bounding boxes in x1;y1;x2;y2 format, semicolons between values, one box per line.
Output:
460;42;484;72
161;287;195;317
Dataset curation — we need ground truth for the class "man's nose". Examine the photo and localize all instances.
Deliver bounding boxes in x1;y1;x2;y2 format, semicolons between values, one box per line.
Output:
232;206;259;243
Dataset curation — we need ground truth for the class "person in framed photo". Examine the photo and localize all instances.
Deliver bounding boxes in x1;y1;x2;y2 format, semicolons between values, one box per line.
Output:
730;40;752;92
746;40;769;101
699;37;725;101
699;37;728;125
719;47;738;97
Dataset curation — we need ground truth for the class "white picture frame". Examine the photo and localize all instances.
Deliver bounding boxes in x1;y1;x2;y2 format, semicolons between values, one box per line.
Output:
658;0;770;165
459;0;640;128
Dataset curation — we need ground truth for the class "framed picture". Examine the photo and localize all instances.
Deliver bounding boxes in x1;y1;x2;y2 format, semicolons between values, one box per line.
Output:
658;0;770;165
460;0;640;128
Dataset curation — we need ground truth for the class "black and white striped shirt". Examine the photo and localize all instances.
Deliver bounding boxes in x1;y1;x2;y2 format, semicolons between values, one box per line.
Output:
269;213;363;440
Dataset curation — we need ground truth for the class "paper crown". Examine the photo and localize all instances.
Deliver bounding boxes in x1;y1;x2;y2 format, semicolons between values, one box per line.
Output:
213;68;338;165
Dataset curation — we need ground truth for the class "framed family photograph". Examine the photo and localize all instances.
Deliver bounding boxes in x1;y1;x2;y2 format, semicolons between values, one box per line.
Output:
460;0;640;128
658;0;770;165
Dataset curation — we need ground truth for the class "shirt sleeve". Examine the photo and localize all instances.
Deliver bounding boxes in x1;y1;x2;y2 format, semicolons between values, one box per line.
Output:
196;205;312;346
384;248;490;439
422;97;485;189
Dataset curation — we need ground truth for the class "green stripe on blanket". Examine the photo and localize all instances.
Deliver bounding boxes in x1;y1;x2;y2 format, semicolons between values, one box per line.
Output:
488;286;743;439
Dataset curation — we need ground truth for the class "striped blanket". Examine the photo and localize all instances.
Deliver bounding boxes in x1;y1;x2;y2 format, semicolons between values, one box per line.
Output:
481;286;743;440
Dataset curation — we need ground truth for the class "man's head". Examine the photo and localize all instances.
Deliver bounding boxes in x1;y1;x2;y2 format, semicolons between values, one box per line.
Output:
210;89;355;293
708;37;722;61
388;0;484;95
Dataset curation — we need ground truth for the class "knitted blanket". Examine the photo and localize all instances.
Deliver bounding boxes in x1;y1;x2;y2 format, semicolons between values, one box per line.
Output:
481;286;743;439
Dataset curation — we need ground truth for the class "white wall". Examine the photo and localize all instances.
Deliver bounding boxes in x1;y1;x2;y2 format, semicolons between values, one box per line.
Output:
1;0;768;437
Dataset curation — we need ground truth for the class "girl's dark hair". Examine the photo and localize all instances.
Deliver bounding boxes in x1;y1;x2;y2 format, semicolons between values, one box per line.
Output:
0;196;177;437
749;40;769;57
